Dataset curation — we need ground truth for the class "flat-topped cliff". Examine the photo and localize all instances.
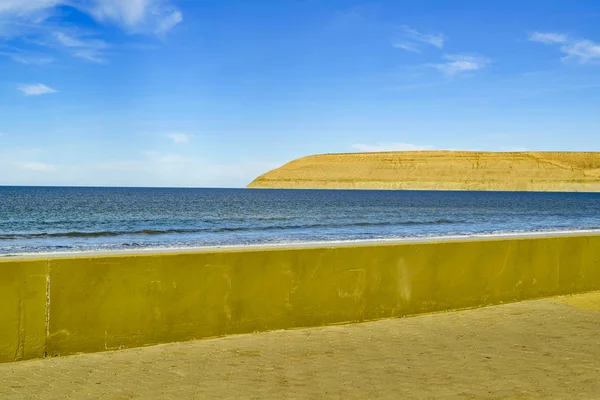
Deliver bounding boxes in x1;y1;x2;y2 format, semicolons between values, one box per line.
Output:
247;151;600;192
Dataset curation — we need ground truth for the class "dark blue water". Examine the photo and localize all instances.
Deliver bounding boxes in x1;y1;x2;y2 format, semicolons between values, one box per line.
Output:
1;187;600;255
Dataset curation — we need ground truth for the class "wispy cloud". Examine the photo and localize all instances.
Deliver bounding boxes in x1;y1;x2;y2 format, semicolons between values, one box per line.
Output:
0;0;183;34
17;83;57;96
352;142;530;153
392;42;421;54
0;149;280;188
0;0;62;16
429;54;490;76
393;25;445;53
562;40;600;63
403;25;445;48
155;9;183;37
54;31;110;63
329;4;376;30
0;49;54;65
82;0;183;35
386;81;450;92
352;143;435;152
166;133;192;144
17;161;58;172
0;0;183;64
529;32;600;64
500;146;530;152
528;32;568;44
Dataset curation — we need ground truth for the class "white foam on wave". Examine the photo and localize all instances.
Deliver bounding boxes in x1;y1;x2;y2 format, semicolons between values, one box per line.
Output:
3;228;600;258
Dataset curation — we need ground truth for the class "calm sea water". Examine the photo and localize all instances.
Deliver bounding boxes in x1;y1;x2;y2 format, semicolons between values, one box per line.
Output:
1;186;600;255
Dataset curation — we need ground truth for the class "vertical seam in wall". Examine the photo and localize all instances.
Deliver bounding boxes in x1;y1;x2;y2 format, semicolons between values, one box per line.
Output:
13;292;24;361
44;259;51;358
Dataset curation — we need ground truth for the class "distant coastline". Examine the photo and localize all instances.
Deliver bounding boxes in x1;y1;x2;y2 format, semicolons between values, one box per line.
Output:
247;151;600;192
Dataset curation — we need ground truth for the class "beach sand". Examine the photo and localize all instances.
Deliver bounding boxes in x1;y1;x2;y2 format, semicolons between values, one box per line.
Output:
2;291;599;399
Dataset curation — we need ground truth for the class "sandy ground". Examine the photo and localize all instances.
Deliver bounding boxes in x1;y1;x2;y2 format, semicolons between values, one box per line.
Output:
1;291;599;399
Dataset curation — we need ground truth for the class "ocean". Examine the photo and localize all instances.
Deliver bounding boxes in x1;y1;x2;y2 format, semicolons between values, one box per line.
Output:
1;186;600;256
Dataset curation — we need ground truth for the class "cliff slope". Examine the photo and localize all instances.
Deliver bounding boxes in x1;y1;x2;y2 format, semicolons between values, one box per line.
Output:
247;151;600;192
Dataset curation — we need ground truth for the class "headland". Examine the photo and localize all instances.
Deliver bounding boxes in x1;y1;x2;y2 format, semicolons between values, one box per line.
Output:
247;151;600;191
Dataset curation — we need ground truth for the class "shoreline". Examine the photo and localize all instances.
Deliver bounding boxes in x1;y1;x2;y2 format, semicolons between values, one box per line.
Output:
3;228;600;260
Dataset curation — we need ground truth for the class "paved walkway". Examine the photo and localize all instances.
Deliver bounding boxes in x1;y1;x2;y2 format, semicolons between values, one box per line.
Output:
1;292;600;399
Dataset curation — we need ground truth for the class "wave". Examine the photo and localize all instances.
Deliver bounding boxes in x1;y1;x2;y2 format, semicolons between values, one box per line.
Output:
4;228;600;258
0;219;461;240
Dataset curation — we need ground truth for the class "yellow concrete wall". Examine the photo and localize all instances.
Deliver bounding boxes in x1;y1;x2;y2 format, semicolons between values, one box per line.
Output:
0;259;47;363
1;234;600;363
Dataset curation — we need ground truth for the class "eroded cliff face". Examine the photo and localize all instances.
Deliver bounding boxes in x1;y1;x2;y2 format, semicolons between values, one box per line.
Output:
247;151;600;192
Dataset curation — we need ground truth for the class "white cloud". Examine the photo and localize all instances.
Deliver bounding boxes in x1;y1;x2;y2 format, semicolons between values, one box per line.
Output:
0;150;280;188
0;0;182;63
17;83;57;96
54;31;87;47
529;32;600;64
402;26;445;48
82;0;183;34
54;31;109;63
393;25;444;53
528;32;568;44
17;161;58;172
88;0;151;27
352;143;435;152
500;146;530;152
1;30;108;64
0;47;54;64
392;41;421;54
0;0;182;33
386;81;449;92
11;54;54;65
352;143;531;153
155;10;183;36
430;54;490;76
0;0;61;16
561;39;600;63
166;133;191;144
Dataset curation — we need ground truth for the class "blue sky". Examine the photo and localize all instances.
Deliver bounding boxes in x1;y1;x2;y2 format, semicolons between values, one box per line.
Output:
1;0;599;187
